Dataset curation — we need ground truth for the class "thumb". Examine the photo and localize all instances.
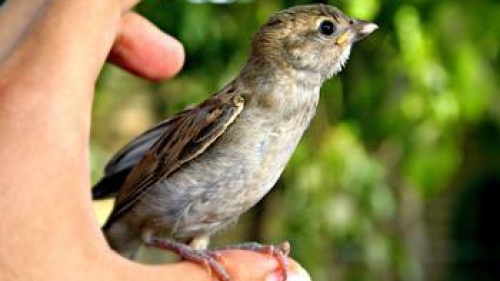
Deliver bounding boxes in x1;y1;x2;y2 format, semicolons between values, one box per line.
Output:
217;250;312;281
116;250;311;281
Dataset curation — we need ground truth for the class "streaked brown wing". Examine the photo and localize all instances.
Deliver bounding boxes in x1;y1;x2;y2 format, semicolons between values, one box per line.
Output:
104;116;182;175
104;91;245;228
92;117;181;199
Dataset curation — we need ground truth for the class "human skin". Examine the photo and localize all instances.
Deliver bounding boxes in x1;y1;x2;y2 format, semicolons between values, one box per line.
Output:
0;0;309;280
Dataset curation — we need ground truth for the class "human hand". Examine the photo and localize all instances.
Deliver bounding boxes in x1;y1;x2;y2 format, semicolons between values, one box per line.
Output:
0;1;310;280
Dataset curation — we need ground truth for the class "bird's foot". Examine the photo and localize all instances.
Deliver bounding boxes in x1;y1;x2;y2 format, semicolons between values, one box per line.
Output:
145;237;230;281
216;241;291;281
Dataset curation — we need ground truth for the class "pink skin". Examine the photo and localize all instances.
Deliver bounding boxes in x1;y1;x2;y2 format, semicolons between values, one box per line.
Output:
0;1;309;281
108;12;185;81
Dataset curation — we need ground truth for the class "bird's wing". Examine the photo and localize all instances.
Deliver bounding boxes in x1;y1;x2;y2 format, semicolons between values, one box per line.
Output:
103;91;245;228
105;118;177;175
92;118;176;199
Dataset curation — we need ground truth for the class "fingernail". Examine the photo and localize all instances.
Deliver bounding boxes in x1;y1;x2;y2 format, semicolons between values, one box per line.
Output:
265;266;312;281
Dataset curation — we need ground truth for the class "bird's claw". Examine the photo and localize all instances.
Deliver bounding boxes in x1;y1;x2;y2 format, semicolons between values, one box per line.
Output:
145;238;291;281
145;238;231;281
217;241;291;281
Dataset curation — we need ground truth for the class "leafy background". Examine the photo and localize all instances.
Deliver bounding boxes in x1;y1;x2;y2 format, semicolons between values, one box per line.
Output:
91;0;500;280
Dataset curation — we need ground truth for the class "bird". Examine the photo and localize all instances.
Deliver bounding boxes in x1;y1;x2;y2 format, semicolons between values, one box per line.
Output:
94;4;377;280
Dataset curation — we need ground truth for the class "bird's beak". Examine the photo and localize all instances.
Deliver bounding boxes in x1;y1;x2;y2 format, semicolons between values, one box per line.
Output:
352;19;378;42
336;19;378;45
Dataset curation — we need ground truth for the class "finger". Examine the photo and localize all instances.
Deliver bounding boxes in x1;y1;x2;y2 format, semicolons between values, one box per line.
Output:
120;0;141;12
108;12;185;81
219;250;311;281
127;250;311;281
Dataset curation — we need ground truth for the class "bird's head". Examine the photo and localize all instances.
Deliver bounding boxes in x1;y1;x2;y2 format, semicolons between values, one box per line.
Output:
250;4;378;81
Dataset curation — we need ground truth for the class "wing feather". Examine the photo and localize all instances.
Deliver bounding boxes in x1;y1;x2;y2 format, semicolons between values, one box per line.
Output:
92;118;178;199
103;92;244;228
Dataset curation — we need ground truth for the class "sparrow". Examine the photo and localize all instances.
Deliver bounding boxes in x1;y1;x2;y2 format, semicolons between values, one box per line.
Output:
93;4;377;280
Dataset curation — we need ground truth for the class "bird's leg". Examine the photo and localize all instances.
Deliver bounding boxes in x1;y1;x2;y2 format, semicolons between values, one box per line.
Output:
144;236;230;281
215;241;291;281
189;235;210;250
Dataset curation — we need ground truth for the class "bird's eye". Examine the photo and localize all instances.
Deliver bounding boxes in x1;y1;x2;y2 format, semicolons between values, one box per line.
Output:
318;20;336;36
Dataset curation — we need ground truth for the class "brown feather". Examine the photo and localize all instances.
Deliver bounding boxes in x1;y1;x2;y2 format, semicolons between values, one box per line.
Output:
103;89;244;228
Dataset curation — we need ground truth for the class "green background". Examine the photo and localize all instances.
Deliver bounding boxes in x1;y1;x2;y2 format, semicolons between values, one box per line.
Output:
91;0;500;280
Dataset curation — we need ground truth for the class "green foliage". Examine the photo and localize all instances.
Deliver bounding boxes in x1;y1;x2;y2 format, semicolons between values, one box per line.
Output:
92;1;500;280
